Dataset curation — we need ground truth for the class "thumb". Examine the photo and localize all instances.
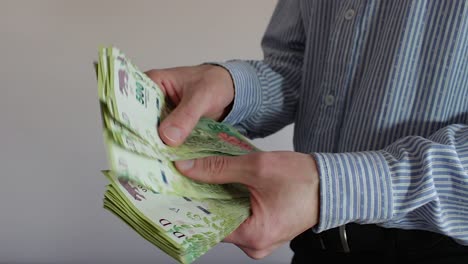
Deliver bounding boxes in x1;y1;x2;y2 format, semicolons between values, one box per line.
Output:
175;155;252;185
159;91;209;146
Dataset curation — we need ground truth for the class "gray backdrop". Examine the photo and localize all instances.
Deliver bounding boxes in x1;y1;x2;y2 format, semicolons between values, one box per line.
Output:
0;1;296;263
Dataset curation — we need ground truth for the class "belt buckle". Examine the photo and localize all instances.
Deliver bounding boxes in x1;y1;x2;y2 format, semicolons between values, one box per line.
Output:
319;225;351;253
339;225;351;253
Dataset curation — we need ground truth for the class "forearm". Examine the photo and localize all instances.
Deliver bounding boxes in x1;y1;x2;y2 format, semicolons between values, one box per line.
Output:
313;124;468;245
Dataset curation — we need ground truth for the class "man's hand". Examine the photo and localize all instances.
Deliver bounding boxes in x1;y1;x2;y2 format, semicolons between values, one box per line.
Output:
175;151;320;259
145;65;234;146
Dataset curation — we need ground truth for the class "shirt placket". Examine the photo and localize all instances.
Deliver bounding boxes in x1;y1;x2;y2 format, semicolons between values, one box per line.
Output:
316;1;367;152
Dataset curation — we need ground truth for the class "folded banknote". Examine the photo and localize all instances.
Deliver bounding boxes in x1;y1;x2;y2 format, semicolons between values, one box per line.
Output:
96;46;257;263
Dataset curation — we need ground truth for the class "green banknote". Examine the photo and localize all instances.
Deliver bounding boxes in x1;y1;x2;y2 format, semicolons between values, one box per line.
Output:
103;171;250;264
96;46;258;263
102;130;249;199
98;47;258;159
97;46;259;198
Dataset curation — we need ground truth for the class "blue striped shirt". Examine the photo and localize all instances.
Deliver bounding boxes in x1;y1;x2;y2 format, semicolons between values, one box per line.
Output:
216;0;468;245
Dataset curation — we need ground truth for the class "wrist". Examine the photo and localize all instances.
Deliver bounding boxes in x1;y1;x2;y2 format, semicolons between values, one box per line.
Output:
211;65;234;121
201;63;235;121
203;60;263;127
312;151;393;232
299;153;320;228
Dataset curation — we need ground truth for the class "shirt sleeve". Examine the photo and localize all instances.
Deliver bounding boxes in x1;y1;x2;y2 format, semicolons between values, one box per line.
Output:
313;124;468;246
212;0;305;139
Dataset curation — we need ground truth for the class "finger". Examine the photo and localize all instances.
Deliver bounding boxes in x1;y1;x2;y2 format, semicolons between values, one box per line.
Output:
222;214;285;258
237;243;283;260
222;218;283;252
158;91;211;146
144;69;167;96
175;154;254;185
222;217;251;245
226;223;284;259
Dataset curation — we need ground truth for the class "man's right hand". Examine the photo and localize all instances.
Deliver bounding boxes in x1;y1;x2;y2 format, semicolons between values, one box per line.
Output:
145;64;234;147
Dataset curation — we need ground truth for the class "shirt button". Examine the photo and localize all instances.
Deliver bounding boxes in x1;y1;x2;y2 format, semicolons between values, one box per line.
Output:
344;9;355;20
325;94;335;106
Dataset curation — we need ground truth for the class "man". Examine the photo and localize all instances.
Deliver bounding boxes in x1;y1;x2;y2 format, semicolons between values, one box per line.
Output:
146;0;468;263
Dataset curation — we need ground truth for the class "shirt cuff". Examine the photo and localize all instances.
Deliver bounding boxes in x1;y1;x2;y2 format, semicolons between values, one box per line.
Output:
312;151;394;233
208;60;263;126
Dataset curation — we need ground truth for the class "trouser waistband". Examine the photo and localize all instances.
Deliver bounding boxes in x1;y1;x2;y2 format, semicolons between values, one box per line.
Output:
290;224;468;263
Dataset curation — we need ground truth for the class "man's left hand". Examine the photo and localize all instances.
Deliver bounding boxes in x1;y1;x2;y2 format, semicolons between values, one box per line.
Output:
175;151;320;259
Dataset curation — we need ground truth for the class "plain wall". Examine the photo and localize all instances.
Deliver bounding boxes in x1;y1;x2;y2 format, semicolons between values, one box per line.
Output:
0;1;296;263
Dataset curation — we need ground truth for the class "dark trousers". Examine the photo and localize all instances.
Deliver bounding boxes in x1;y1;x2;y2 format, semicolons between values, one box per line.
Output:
290;224;468;264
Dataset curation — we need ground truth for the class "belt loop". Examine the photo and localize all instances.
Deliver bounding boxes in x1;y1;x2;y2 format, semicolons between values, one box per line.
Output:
339;225;351;253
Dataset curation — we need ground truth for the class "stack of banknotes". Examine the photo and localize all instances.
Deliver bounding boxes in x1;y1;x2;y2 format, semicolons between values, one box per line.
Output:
96;46;258;264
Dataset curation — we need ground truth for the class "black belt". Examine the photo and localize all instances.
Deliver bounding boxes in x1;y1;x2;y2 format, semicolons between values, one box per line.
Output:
290;223;468;263
291;223;391;253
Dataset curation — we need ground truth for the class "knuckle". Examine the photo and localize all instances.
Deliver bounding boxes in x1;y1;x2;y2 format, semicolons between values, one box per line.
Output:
250;240;268;252
244;232;270;252
179;106;199;122
145;69;160;80
203;156;229;178
247;249;271;260
237;222;276;260
251;152;273;179
145;70;166;91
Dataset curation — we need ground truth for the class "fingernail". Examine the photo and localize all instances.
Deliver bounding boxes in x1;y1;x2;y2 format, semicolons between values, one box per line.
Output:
176;160;194;171
163;126;182;143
